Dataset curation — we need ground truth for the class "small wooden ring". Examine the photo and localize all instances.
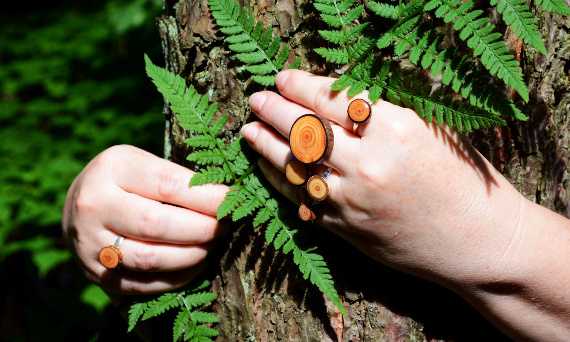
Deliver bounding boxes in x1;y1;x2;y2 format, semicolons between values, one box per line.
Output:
298;203;316;222
289;114;334;164
285;160;308;185
306;174;330;201
99;236;125;269
348;99;372;124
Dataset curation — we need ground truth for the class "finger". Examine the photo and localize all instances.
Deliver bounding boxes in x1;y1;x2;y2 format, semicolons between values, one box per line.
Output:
275;70;390;136
97;264;207;294
102;145;228;217
247;94;360;174
97;230;212;272
101;189;228;244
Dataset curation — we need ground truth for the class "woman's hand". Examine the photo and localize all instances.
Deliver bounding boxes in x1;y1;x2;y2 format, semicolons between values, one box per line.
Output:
241;70;524;287
62;145;229;294
242;70;570;341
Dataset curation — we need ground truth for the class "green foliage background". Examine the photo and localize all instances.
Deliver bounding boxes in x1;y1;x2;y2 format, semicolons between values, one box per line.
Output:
0;0;164;340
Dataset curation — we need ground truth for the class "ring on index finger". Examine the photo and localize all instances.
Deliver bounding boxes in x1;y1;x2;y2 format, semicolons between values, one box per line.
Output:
348;99;372;134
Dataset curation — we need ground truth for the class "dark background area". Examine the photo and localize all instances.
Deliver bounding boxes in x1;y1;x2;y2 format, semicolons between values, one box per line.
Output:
0;0;165;340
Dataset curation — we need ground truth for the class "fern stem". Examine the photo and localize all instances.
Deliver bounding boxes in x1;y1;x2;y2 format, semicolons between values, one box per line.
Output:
234;162;257;185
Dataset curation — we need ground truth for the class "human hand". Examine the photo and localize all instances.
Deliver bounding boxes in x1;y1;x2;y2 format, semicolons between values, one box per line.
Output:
62;145;228;294
241;69;525;289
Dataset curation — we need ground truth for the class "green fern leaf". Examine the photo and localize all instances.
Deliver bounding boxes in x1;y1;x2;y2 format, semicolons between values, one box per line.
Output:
184;292;218;309
173;310;191;342
191;311;220;324
195;326;219;338
314;47;350;64
368;2;399;19
127;302;147;333
491;0;547;54
535;0;570;14
209;0;294;86
142;292;182;321
428;0;530;101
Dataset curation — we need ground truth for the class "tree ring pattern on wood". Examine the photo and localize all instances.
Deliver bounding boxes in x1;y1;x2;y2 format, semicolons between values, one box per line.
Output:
298;203;316;222
289;114;334;164
348;98;371;124
285;160;308;185
307;175;329;201
99;245;123;269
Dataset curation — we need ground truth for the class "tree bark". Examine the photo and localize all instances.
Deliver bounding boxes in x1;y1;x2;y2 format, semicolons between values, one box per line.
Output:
156;0;570;340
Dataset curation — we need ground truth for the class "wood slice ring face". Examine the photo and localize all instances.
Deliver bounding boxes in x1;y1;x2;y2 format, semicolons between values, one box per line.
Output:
307;175;329;201
298;203;316;222
99;245;123;269
285;160;308;185
289;114;334;164
348;99;371;124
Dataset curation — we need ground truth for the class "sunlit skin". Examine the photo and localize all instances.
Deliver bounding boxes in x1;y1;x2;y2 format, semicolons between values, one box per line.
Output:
240;69;570;342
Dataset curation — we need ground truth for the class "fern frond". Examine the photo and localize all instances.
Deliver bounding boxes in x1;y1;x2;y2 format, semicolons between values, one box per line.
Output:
425;0;529;102
491;0;547;54
209;0;295;86
315;0;370;64
145;55;242;185
380;22;526;120
535;0;570;14
145;57;346;319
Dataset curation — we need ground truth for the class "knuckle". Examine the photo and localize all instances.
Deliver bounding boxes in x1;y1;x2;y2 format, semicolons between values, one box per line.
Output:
137;205;166;241
314;82;333;115
73;188;97;216
133;245;160;271
157;167;181;200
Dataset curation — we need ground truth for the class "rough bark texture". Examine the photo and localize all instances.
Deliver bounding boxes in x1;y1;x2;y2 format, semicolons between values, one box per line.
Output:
156;0;570;340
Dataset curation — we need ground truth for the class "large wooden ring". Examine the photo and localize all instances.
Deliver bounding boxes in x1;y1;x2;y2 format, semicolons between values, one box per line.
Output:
289;114;334;164
99;236;124;269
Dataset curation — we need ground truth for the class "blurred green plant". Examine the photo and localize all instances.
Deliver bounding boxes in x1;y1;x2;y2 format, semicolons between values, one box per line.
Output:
0;0;163;340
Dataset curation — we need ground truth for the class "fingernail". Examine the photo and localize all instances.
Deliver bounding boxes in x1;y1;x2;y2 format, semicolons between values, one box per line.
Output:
275;70;291;92
241;123;259;142
249;92;267;113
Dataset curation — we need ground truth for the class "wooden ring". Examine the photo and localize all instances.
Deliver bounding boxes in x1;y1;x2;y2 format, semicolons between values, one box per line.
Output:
306;172;330;201
289;114;334;164
348;99;372;124
298;203;316;222
285;159;308;185
99;236;124;269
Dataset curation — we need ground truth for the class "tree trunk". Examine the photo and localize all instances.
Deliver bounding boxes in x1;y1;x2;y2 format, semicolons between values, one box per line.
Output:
156;0;570;340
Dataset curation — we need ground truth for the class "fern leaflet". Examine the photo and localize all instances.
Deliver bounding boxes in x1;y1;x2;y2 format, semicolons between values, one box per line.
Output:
535;0;570;14
209;0;299;86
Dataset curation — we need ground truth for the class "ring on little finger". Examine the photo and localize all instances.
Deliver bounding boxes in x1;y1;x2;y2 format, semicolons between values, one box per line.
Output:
99;235;125;269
